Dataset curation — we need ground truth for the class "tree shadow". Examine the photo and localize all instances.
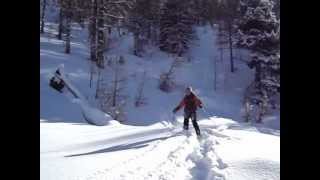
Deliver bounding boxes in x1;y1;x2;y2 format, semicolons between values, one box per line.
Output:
227;123;280;136
199;120;279;137
65;132;184;158
40;116;88;125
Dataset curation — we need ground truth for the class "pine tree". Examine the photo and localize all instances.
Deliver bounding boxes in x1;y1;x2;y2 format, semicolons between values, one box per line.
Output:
237;0;280;122
57;0;79;54
191;0;203;25
159;56;184;92
58;0;74;54
216;0;240;73
193;0;221;26
97;56;127;122
159;0;196;56
273;0;280;19
88;0;132;68
126;14;148;57
148;0;161;45
129;16;147;57
40;0;47;34
126;0;161;56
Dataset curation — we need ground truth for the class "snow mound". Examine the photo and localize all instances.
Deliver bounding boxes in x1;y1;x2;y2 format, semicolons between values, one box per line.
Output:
58;64;117;126
72;99;118;126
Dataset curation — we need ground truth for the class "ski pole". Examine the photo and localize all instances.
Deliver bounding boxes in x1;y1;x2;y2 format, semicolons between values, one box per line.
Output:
170;112;179;127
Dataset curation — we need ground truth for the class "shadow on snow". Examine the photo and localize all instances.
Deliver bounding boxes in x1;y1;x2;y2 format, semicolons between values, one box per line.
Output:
64;132;183;157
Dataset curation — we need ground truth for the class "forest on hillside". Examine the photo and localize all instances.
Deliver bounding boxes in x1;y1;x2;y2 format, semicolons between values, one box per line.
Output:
41;0;280;123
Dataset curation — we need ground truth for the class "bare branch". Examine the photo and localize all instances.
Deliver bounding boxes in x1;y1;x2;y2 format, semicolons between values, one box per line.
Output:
103;12;125;19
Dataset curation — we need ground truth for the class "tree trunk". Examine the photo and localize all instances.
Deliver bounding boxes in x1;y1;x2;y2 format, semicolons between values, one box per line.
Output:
150;26;155;45
147;23;151;41
96;0;105;68
151;25;158;45
89;62;94;88
133;33;139;56
104;30;109;51
257;101;266;123
112;64;119;107
255;63;261;84
112;80;117;107
220;48;223;62
214;56;217;91
65;15;71;54
40;0;47;34
57;8;63;40
227;22;234;73
89;0;98;62
117;21;121;37
95;67;101;99
108;27;112;34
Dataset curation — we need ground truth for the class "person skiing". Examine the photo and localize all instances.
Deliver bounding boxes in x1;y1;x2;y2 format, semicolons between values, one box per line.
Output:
173;86;203;137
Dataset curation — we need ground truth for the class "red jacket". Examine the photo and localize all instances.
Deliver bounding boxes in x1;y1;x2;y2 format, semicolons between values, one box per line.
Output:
175;93;202;112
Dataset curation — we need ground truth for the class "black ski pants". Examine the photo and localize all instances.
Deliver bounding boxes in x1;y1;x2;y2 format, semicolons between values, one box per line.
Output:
183;110;201;136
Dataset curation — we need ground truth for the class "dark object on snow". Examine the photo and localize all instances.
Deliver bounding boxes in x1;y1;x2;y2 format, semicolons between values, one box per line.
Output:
49;71;65;93
173;87;202;136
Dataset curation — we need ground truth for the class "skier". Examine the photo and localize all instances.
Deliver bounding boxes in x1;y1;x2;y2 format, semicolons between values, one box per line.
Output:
173;87;203;137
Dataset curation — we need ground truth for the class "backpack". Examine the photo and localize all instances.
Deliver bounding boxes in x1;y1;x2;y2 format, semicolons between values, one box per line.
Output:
49;76;65;92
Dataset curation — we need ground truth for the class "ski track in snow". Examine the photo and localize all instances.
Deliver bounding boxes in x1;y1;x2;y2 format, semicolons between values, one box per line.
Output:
74;127;233;180
187;129;229;180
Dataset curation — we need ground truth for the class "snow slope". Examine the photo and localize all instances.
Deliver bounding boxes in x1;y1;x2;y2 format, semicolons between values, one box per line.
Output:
41;118;279;180
40;21;279;180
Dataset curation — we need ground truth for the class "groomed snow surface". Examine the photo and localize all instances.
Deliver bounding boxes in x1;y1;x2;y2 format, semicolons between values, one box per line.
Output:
40;23;279;180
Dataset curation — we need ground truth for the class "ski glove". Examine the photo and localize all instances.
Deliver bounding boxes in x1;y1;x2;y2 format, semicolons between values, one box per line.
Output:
199;104;203;108
173;107;179;113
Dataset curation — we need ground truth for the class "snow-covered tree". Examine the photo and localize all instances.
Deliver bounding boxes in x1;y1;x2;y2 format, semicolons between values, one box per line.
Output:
97;56;127;122
126;15;148;57
237;0;280;122
191;0;221;26
159;0;196;56
126;0;161;57
88;0;133;68
148;0;162;45
159;56;184;92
